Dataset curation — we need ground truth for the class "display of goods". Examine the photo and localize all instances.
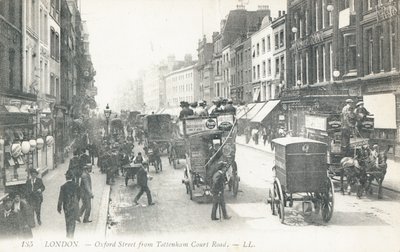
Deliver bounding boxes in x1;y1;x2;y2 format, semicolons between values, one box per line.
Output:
46;136;54;146
21;141;31;154
29;139;37;151
11;143;22;157
37;138;44;150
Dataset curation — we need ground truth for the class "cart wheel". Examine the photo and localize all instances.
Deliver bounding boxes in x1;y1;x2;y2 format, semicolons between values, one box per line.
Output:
321;177;335;222
232;174;239;197
274;178;285;223
268;188;276;215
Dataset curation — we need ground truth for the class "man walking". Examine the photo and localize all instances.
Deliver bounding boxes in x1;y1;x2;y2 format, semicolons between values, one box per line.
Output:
211;162;231;221
57;170;80;239
79;165;94;223
133;164;155;206
0;197;19;239
68;150;80;184
26;169;45;226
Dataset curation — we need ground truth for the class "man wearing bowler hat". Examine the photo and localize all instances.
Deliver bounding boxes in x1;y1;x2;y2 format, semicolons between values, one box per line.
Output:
179;101;194;120
57;170;80;239
25;169;45;226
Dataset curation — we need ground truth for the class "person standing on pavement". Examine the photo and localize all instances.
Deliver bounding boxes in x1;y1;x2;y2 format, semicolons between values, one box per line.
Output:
211;162;231;221
133;164;155;206
57;170;80;239
12;192;33;238
68;150;81;184
25;169;45;226
0;197;19;239
79;165;94;223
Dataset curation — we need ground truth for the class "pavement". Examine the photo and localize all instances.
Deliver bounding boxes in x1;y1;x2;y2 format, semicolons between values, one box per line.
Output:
236;135;400;193
31;155;110;240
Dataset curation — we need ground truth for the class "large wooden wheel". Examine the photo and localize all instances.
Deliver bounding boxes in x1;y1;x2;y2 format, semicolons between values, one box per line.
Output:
268;188;276;215
321;177;334;222
274;178;285;223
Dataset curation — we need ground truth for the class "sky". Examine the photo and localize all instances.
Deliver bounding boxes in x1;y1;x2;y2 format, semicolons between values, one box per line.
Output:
80;0;287;110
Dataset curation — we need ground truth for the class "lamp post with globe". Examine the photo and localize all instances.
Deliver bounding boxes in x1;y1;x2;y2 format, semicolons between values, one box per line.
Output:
104;104;112;137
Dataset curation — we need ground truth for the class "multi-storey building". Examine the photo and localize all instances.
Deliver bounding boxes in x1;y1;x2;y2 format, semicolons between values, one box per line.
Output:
0;0;37;196
211;5;271;101
284;0;400;158
196;36;214;104
165;64;200;107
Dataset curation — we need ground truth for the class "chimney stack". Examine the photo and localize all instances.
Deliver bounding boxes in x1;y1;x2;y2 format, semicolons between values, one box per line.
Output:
279;11;282;17
283;11;286;15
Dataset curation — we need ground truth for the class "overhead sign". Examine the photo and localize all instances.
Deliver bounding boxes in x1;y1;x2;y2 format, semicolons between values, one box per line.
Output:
184;118;217;135
305;114;327;131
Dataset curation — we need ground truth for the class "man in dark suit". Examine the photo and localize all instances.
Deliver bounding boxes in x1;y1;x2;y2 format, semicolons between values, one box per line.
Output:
0;197;19;239
26;169;45;226
211;162;231;221
58;170;80;239
133;164;154;206
79;165;94;223
68;150;81;184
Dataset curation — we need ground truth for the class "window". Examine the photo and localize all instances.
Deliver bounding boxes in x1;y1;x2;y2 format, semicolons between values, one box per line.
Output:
0;0;5;16
322;0;325;29
56;78;60;103
275;58;280;77
280;56;285;81
305;52;309;84
299;18;303;38
322;44;326;81
253;66;256;80
257;65;260;79
315;0;319;31
366;29;373;74
262;61;266;77
280;30;284;48
0;44;5;86
344;34;357;73
274;33;279;49
267;36;271;51
262;38;265;54
9;0;15;24
267;59;271;76
315;47;319;82
305;10;309;35
390;21;396;69
377;26;384;72
9;49;15;88
256;43;260;56
328;42;333;81
50;28;55;58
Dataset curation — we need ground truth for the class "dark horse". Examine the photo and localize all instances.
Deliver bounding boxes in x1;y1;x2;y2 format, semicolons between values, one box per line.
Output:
340;146;387;199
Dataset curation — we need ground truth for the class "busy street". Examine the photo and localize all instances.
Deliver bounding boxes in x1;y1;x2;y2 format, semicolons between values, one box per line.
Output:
1;0;400;252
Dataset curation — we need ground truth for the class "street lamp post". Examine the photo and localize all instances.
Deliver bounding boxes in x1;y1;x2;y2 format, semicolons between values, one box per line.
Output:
104;104;112;137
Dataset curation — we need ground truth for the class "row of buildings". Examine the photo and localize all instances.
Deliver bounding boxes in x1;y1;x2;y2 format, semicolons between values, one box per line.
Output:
131;1;399;159
0;0;96;197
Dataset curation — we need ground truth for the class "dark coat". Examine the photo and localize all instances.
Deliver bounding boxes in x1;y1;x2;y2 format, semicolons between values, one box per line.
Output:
179;107;194;120
80;171;93;198
211;170;225;194
224;104;236;115
26;177;45;203
68;156;81;176
57;181;80;215
13;200;33;238
0;208;19;238
136;167;148;187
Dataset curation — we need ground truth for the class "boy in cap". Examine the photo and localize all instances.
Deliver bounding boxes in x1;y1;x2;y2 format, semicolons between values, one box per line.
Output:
211;161;231;221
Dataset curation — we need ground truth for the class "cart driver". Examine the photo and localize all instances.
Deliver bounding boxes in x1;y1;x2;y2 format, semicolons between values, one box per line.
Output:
354;101;373;132
132;152;144;164
341;99;355;157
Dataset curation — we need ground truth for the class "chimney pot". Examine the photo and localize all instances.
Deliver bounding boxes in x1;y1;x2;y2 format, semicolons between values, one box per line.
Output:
279;11;282;17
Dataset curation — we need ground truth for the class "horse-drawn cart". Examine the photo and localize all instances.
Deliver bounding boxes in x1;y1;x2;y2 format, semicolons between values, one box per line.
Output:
267;137;334;224
180;114;239;200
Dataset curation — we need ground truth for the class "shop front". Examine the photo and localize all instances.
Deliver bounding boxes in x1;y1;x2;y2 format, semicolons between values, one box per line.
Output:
0;106;36;198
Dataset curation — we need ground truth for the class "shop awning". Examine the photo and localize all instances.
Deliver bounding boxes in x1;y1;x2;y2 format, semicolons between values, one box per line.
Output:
252;88;261;102
364;94;396;129
251;100;280;123
237;103;256;119
243;102;266;120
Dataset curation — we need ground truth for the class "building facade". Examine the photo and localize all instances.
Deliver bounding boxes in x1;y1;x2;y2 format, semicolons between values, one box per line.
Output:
284;0;400;159
196;36;214;104
165;64;200;107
